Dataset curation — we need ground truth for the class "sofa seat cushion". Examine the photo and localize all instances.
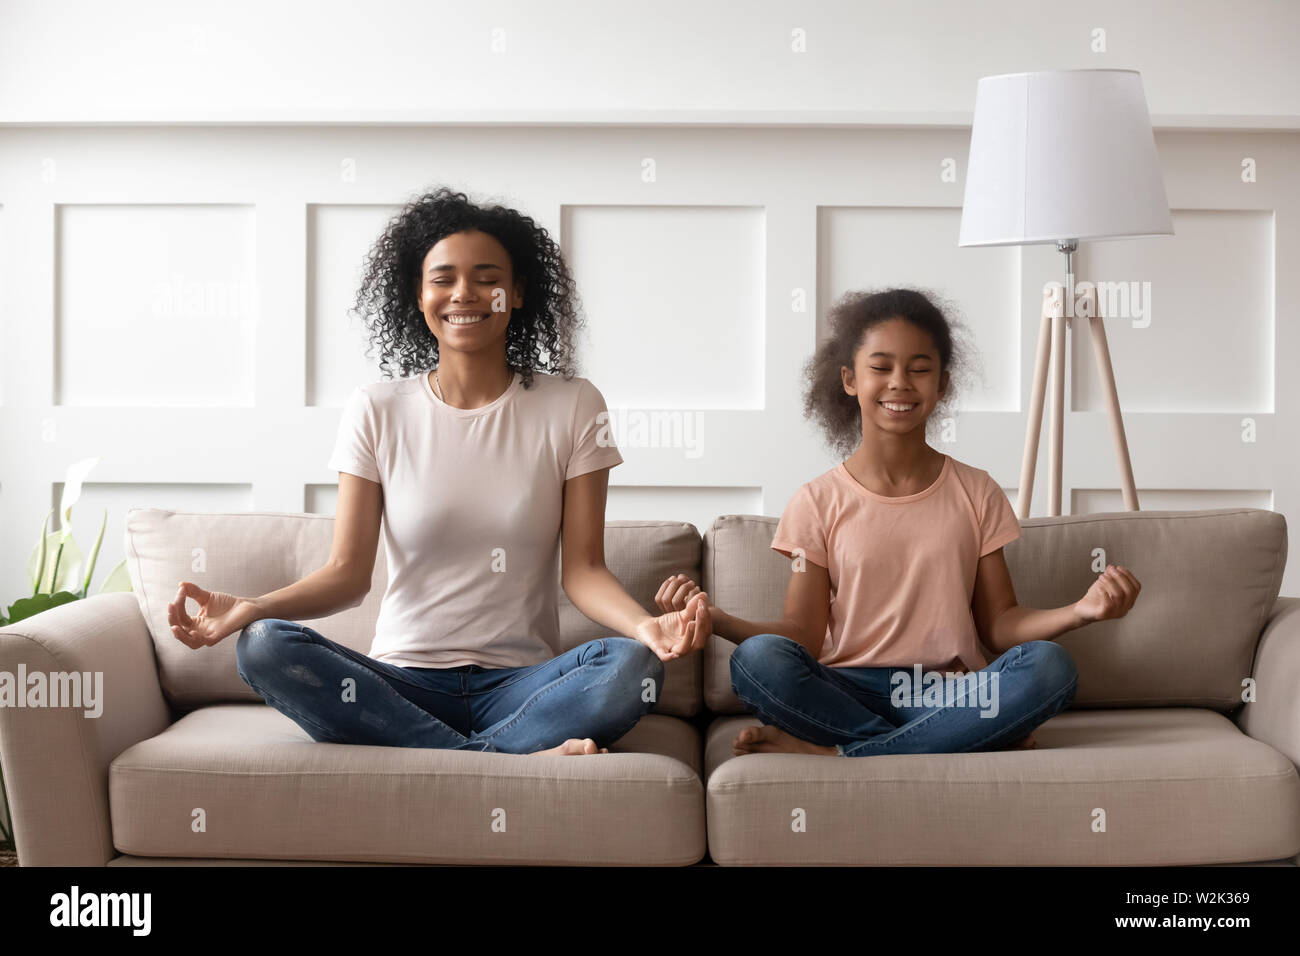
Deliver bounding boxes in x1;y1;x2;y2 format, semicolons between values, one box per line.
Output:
109;704;704;865
704;707;1300;865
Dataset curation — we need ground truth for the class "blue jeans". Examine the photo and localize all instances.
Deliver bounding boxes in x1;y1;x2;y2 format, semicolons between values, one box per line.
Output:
234;619;664;754
729;634;1078;757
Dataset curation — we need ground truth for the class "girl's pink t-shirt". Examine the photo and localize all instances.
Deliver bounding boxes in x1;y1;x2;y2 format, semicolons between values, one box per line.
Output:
769;453;1021;673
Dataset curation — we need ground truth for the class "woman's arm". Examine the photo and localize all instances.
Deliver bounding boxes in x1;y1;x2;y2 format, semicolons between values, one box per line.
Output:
972;548;1142;655
559;468;710;661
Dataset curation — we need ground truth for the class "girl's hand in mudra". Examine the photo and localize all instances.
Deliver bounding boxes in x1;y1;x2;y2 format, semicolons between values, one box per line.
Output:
636;590;712;662
1073;564;1141;623
655;573;702;612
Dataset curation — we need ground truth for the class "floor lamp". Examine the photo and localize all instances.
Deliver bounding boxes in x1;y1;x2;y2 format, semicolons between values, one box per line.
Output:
958;69;1174;518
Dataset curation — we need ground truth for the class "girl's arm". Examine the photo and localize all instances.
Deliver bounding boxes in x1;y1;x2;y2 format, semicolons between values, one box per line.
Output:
973;548;1142;656
711;607;811;649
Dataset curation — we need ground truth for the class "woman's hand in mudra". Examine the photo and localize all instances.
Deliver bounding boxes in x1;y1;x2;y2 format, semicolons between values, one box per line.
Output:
636;590;712;662
168;581;260;648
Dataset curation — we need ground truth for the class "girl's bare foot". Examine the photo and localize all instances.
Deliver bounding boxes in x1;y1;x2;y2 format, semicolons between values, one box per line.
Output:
730;725;1037;757
532;737;610;755
733;724;838;756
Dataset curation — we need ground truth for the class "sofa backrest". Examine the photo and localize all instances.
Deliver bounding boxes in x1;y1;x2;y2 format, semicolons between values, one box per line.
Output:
124;509;703;718
701;508;1287;713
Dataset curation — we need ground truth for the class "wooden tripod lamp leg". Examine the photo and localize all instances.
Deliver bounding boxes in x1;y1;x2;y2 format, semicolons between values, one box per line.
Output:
1018;291;1059;519
1048;296;1067;517
1088;308;1140;511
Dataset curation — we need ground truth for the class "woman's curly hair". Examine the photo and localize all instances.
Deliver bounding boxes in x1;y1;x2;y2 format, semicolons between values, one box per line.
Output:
803;287;985;458
350;186;584;388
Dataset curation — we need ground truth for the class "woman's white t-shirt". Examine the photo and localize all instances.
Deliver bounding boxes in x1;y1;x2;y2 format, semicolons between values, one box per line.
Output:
327;368;624;669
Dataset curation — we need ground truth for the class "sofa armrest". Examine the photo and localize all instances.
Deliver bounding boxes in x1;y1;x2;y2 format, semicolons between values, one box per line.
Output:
1236;596;1300;770
0;592;171;865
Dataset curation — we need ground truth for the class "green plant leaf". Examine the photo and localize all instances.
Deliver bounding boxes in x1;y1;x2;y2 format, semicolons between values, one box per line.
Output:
29;509;53;594
28;533;82;595
96;557;133;594
80;508;108;597
5;591;80;625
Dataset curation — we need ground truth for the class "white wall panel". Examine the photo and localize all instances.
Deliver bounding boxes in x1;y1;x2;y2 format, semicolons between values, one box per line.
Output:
305;484;338;518
1074;209;1273;414
1075;488;1272;513
565;204;765;410
56;204;257;406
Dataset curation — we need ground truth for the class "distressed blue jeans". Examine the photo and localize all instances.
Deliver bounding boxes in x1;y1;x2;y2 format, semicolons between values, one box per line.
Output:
729;634;1078;757
234;618;664;754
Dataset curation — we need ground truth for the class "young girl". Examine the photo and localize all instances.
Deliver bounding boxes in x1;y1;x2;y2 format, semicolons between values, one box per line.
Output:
657;287;1140;757
167;186;711;756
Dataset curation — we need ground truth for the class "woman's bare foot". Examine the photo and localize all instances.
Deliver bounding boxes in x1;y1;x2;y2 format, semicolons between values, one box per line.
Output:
532;737;610;755
733;724;838;756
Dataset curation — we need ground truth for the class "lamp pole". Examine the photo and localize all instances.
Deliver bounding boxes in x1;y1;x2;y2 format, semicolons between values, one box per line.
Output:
1017;239;1140;518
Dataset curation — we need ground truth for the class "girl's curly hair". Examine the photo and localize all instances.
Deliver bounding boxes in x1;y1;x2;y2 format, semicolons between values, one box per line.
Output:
803;287;985;458
350;186;584;388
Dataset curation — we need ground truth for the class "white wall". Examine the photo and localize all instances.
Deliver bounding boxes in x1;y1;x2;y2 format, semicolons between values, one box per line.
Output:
2;0;1298;125
2;1;1298;611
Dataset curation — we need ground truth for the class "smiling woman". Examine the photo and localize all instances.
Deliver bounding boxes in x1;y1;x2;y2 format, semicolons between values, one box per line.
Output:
170;186;712;757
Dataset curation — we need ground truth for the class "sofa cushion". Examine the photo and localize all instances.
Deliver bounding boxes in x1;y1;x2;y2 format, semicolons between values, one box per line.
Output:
124;509;702;716
109;703;704;865
701;515;788;713
704;707;1300;865
701;508;1286;712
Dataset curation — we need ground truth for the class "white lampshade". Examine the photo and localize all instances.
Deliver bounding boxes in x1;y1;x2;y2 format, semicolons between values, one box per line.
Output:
958;69;1173;247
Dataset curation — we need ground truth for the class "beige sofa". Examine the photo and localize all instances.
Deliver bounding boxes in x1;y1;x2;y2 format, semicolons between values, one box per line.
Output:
1;506;1298;866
